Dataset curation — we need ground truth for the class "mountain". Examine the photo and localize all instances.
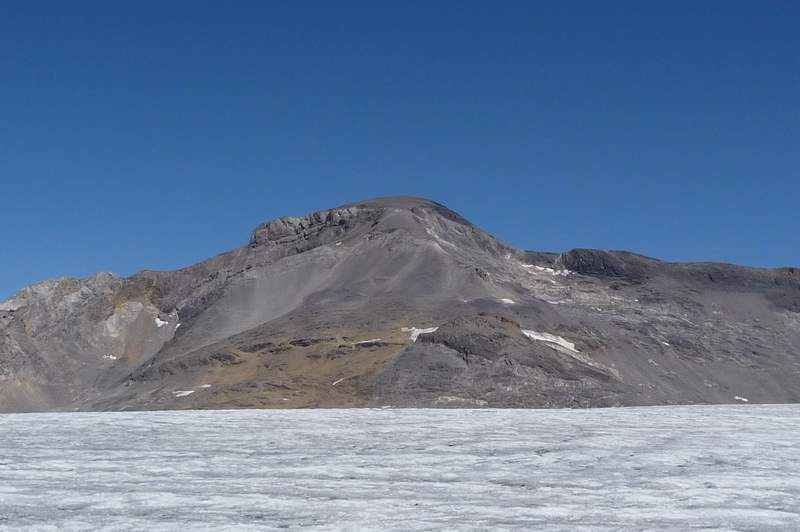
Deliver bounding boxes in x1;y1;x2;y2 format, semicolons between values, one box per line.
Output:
2;196;799;412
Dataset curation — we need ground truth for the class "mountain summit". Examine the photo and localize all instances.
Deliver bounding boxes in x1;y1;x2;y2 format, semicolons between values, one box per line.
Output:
1;196;799;412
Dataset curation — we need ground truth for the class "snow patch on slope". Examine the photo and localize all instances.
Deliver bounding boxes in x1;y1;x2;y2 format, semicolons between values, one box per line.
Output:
523;264;573;276
355;338;383;345
522;329;620;378
522;330;579;353
402;327;439;342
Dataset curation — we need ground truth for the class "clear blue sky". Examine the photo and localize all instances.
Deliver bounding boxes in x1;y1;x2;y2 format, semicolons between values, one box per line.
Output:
2;1;799;300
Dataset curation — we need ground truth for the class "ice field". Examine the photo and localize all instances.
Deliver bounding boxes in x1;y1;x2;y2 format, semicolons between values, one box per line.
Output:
1;405;799;530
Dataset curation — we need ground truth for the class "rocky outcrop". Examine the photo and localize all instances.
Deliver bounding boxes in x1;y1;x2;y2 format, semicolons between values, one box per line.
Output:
249;206;382;248
556;249;657;283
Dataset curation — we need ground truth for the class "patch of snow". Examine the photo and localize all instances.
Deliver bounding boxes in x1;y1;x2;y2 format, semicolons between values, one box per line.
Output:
661;341;670;347
498;298;516;305
175;323;181;330
198;384;211;389
523;330;619;378
355;338;383;345
155;317;168;328
523;264;573;276
103;354;118;361
735;396;749;403
331;378;345;386
401;327;439;342
335;241;342;246
172;390;194;398
521;330;579;353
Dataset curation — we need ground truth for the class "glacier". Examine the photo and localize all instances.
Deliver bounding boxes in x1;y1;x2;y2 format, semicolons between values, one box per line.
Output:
0;405;799;530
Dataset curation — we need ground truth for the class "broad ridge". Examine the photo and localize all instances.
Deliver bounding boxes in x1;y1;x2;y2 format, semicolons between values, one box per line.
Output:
1;196;799;412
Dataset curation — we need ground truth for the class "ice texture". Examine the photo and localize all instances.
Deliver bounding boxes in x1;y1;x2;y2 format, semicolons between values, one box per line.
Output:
0;405;799;530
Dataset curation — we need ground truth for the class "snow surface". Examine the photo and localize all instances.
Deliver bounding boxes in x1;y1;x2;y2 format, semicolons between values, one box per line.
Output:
0;406;799;530
171;390;194;398
521;329;579;353
498;298;516;305
401;326;439;342
155;317;168;328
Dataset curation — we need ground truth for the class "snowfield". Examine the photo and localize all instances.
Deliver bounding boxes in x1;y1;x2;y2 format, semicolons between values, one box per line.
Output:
0;406;799;530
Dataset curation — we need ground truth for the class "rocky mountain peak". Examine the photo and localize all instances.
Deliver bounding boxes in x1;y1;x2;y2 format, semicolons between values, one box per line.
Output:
248;196;473;249
2;196;799;413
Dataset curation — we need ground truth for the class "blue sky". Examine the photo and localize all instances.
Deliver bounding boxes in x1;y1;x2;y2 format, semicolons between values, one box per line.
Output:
1;1;798;300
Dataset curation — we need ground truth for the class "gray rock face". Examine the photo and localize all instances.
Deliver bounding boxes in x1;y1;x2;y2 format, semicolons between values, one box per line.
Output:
1;196;799;412
249;205;380;248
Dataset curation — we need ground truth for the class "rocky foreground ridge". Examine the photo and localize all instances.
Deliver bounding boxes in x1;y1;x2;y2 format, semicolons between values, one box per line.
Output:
1;196;799;412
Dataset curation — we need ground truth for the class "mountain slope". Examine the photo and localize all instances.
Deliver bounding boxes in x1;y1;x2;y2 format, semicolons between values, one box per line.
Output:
1;196;799;412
